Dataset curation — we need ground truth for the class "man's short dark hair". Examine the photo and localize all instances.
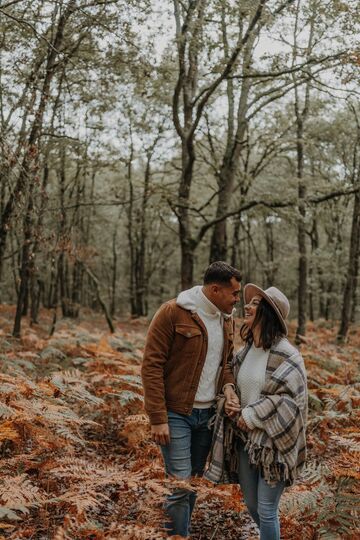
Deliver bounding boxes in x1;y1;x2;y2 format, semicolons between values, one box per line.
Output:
203;261;242;285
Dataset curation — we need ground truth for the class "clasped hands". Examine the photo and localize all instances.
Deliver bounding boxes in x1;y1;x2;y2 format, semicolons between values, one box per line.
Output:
150;387;250;446
224;386;250;432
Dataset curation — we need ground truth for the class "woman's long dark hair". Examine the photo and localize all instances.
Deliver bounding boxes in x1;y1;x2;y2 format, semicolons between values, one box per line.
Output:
240;298;285;350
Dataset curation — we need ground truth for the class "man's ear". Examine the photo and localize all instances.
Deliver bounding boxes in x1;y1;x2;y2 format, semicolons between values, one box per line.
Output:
211;284;220;294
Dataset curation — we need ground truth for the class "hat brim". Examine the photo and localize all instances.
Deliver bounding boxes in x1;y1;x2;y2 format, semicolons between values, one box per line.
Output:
244;283;288;336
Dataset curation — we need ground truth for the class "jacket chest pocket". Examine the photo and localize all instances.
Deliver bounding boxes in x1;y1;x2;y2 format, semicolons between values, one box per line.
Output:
173;324;202;355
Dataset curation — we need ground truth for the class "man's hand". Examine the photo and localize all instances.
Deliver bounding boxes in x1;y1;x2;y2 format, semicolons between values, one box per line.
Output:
151;423;170;446
224;385;240;419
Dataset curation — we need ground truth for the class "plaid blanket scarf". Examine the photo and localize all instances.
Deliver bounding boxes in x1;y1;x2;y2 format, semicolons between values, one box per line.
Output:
204;338;307;486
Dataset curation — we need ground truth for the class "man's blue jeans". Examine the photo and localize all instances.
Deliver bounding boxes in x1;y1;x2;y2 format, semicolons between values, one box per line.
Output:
237;441;285;540
160;408;213;537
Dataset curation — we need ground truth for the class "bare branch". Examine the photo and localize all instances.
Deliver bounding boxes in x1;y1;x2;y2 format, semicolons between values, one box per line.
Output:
191;0;270;130
0;0;24;8
193;185;360;246
228;51;348;80
0;9;65;58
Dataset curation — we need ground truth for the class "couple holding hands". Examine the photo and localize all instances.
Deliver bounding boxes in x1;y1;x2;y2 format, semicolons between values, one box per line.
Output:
141;261;307;539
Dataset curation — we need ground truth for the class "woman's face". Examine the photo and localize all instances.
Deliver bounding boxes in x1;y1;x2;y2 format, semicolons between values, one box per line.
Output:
244;294;262;329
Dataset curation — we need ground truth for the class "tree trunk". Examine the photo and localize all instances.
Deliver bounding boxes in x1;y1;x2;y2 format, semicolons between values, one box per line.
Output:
337;191;360;342
231;213;242;268
308;218;319;322
71;261;83;307
318;269;326;319
9;230;20;299
81;263;114;333
125;132;137;315
180;234;195;290
172;0;268;287
134;148;154;316
13;189;34;337
350;251;359;323
30;77;62;323
47;259;58;309
178;137;196;289
264;220;276;288
110;225;118;317
0;165;6;288
70;157;86;308
30;278;43;325
0;1;76;266
294;2;314;345
295;119;308;344
58;253;67;316
209;22;255;263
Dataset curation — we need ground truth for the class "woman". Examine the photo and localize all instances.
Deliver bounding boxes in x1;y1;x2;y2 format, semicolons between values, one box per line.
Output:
205;284;307;540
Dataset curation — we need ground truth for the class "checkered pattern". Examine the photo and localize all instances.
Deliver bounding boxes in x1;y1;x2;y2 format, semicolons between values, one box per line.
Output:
205;338;308;486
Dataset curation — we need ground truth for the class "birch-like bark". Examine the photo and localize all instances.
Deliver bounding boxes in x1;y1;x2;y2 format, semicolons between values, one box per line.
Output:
338;106;360;341
293;0;315;344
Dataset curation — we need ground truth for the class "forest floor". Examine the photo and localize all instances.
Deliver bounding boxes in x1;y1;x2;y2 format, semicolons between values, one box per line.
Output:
0;305;359;539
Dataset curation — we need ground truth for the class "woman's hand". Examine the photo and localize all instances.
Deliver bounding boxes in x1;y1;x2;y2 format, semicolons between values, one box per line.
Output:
224;385;240;419
237;414;250;432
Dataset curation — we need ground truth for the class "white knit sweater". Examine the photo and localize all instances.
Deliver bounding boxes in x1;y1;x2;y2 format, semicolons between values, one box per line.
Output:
176;286;229;408
237;343;269;430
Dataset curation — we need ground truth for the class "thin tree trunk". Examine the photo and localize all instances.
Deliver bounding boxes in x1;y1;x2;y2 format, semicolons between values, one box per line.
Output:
0;1;76;265
350;252;359;323
0;162;6;289
295;122;307;343
110;226;118;317
324;282;333;321
134;147;154;316
294;1;314;345
81;263;115;333
231;213;242;268
264;219;276;288
308;218;319;322
47;259;58;308
57;145;77;318
337;191;360;342
70;152;86;308
30;73;64;324
125;128;136;315
13;188;34;337
9;229;20;299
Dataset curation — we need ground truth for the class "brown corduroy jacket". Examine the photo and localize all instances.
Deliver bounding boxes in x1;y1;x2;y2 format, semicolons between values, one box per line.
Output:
141;299;236;425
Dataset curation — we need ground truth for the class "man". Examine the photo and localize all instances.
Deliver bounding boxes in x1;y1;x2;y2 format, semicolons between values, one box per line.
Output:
141;261;241;538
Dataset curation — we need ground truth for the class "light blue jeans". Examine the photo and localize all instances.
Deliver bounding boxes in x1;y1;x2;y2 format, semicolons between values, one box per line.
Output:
237;441;285;540
160;408;213;537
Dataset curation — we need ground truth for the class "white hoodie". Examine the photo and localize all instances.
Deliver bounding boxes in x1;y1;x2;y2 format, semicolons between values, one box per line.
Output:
176;285;230;408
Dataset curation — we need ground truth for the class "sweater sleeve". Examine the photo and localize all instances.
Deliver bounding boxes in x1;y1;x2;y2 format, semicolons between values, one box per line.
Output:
242;406;265;430
141;303;174;425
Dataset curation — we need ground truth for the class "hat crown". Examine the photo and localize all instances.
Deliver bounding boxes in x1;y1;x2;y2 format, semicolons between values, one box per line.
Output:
264;287;290;319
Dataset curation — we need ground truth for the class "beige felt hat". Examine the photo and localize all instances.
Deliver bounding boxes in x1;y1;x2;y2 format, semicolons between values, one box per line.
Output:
244;283;290;335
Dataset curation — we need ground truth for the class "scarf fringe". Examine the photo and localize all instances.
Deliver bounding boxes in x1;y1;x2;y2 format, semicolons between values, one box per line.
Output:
206;341;307;487
244;439;298;485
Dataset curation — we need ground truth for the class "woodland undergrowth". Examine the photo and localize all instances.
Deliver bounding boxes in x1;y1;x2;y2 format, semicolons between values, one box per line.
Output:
0;305;359;539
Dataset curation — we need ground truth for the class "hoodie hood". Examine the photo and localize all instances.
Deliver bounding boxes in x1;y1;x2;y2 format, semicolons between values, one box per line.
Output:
176;285;203;312
176;285;234;319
